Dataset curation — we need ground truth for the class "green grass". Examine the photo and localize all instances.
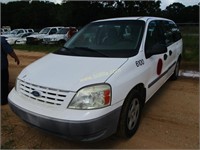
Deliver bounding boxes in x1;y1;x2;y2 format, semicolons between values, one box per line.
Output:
182;34;199;62
179;25;199;35
13;44;62;53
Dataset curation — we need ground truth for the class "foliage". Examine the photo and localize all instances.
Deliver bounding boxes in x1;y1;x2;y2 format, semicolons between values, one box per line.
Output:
1;1;199;29
163;2;199;23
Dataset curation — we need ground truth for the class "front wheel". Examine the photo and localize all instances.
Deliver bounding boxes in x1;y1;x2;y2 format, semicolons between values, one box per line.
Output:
117;90;143;138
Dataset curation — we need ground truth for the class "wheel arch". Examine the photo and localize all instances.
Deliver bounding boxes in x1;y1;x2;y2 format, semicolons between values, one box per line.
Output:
116;83;146;137
124;83;146;108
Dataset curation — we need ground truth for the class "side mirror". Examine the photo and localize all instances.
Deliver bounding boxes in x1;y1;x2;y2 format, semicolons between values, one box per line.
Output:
146;43;167;58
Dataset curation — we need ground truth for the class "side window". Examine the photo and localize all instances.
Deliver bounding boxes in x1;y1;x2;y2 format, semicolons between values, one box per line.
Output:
162;21;175;45
49;28;57;35
145;21;165;54
18;30;24;34
169;21;182;42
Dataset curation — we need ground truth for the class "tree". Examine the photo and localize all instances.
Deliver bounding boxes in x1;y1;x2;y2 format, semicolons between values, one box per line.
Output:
165;2;185;23
1;1;198;29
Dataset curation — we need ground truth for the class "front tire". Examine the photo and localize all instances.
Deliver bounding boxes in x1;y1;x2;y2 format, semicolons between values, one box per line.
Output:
117;90;143;138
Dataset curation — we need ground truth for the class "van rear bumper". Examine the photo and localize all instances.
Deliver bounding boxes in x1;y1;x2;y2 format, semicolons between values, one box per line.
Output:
8;100;121;141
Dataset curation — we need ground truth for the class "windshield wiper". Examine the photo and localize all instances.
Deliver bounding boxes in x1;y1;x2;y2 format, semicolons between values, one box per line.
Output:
56;47;78;56
73;47;109;57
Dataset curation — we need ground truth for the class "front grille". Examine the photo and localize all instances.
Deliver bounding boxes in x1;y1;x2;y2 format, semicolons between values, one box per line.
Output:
18;80;68;106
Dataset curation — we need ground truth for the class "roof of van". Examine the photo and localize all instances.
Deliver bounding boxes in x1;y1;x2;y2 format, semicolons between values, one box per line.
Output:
93;16;171;23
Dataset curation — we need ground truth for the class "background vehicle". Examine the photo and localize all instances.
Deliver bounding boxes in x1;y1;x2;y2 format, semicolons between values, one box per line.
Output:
42;27;77;45
6;32;35;45
1;28;10;35
1;28;34;38
25;29;34;33
26;27;63;44
8;17;182;141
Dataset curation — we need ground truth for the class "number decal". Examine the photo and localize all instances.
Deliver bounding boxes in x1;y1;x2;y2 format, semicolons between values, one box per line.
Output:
135;59;144;67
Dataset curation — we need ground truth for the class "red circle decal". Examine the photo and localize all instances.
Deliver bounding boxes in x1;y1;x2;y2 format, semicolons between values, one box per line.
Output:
157;59;163;75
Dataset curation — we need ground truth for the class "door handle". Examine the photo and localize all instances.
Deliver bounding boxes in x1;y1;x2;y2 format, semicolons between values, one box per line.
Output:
163;54;168;60
169;50;172;56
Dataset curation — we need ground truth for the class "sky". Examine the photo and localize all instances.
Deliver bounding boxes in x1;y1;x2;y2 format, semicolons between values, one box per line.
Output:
0;0;199;10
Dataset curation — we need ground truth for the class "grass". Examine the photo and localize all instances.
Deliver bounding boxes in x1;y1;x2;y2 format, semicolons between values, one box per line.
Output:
179;25;199;35
13;44;62;53
179;25;199;62
182;34;199;62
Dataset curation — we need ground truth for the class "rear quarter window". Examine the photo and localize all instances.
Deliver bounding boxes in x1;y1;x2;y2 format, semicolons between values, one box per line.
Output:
161;21;182;45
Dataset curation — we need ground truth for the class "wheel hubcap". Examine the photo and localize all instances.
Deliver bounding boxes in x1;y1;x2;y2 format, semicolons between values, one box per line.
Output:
127;98;140;130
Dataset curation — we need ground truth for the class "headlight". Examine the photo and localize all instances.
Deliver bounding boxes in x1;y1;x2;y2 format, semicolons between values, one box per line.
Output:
68;84;111;110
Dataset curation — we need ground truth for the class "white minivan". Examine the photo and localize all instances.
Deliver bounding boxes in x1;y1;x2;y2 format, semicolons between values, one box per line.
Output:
8;17;182;141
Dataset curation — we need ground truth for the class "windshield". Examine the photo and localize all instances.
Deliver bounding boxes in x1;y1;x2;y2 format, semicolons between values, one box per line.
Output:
57;28;69;34
16;33;23;37
55;20;145;58
39;28;50;34
10;29;19;34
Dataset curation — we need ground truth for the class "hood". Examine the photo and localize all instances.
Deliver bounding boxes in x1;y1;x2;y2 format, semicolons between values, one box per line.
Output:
18;53;128;92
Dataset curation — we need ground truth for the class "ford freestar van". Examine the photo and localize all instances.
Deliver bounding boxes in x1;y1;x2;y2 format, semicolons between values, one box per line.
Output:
8;17;182;141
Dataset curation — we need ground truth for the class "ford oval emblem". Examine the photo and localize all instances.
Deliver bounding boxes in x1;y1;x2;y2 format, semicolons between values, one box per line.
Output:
31;91;41;97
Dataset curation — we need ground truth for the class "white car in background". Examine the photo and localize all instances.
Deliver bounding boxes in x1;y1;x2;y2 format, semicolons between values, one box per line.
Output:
43;27;70;45
15;32;37;45
1;28;11;35
6;32;34;45
2;28;34;38
26;27;63;44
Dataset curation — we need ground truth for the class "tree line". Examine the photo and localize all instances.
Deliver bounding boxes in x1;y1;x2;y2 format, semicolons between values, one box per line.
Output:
1;1;199;30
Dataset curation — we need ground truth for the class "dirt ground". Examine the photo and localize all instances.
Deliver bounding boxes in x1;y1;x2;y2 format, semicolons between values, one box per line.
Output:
1;50;199;149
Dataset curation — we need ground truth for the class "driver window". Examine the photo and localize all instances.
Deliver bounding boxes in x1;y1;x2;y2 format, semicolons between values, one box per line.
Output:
49;28;57;35
145;21;165;56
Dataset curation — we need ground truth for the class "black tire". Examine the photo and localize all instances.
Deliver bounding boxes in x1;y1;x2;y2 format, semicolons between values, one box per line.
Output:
58;40;66;45
171;60;180;80
117;90;143;138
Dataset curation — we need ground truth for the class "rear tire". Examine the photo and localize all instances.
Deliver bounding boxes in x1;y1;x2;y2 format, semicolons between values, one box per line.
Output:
171;60;180;80
117;90;143;138
58;40;66;45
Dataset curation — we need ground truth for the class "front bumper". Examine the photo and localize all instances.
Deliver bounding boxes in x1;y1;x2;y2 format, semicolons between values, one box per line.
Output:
9;100;121;141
